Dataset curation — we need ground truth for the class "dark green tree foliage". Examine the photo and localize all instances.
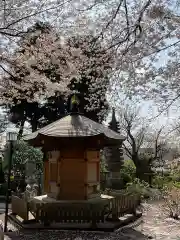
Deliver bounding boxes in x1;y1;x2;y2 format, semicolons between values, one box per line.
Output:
67;35;110;123
119;159;136;186
43;35;111;124
41;94;66;126
5;22;52;134
3;141;43;180
4;140;43;191
8;102;43;133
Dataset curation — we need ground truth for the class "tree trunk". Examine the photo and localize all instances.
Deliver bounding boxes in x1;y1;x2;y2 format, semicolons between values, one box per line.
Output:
135;166;143;180
134;160;145;181
148;175;152;187
31;119;38;132
17;118;26;139
131;155;143;180
135;163;152;183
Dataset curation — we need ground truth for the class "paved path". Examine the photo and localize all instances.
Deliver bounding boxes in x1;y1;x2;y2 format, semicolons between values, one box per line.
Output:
0;203;6;214
135;201;180;240
0;203;11;214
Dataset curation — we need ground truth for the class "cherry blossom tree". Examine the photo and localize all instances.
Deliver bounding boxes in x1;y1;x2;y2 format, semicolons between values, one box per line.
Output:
0;22;113;134
115;102;172;182
1;22;82;132
1;23;83;102
0;0;180;114
67;35;113;122
103;1;180;109
72;0;180;110
0;0;71;37
116;104;149;178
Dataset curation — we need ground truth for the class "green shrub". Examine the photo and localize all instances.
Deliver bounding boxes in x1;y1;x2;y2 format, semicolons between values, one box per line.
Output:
126;178;151;198
119;159;136;187
169;171;180;182
152;175;171;189
152;168;180;188
173;182;180;188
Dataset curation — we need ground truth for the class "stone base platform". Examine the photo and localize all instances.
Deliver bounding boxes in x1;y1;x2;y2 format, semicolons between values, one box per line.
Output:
0;215;146;240
10;193;142;232
8;211;142;232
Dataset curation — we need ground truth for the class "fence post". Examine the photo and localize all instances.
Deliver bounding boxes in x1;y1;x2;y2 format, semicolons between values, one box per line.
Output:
91;204;97;229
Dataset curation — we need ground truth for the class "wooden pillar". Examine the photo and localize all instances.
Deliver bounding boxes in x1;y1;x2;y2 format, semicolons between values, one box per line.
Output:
43;160;49;193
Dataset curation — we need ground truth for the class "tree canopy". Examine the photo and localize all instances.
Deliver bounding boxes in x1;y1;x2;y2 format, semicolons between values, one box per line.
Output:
1;22;112;134
0;0;179;111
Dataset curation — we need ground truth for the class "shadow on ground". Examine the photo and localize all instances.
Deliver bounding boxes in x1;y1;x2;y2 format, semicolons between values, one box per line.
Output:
4;227;150;240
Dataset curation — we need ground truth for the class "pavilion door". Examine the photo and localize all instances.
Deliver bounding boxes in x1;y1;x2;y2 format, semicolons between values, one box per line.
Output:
59;158;86;200
48;151;59;196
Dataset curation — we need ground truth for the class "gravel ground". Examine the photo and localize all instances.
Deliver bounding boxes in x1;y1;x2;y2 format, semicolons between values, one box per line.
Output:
1;227;148;240
1;201;180;240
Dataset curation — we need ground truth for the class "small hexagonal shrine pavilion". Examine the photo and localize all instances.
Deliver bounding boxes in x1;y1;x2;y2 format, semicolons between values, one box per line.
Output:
24;110;125;201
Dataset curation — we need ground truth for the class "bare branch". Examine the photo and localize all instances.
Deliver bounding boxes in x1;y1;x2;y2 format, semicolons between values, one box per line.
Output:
154;126;165;160
123;142;132;158
148;92;180;121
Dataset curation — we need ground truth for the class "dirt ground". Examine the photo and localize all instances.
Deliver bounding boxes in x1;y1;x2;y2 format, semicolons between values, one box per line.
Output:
1;200;180;240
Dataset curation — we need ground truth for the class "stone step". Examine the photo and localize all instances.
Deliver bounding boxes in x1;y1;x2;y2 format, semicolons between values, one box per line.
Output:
119;214;134;221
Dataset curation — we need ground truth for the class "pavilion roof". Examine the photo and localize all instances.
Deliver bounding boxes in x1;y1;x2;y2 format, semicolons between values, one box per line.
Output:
23;114;125;144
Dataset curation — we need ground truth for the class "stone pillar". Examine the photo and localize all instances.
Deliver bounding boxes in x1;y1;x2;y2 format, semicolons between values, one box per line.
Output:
106;108;125;190
106;145;124;190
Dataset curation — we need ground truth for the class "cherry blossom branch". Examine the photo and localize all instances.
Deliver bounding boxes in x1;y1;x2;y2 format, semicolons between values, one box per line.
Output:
97;0;152;52
148;93;180;121
0;30;26;37
151;40;180;54
0;64;15;79
128;39;180;67
75;0;101;11
104;0;124;31
0;0;72;37
92;0;124;44
122;142;132;157
154;126;165;160
124;0;130;39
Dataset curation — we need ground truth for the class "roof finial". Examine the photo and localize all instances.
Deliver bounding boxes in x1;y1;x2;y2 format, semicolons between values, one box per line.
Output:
70;94;80;114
